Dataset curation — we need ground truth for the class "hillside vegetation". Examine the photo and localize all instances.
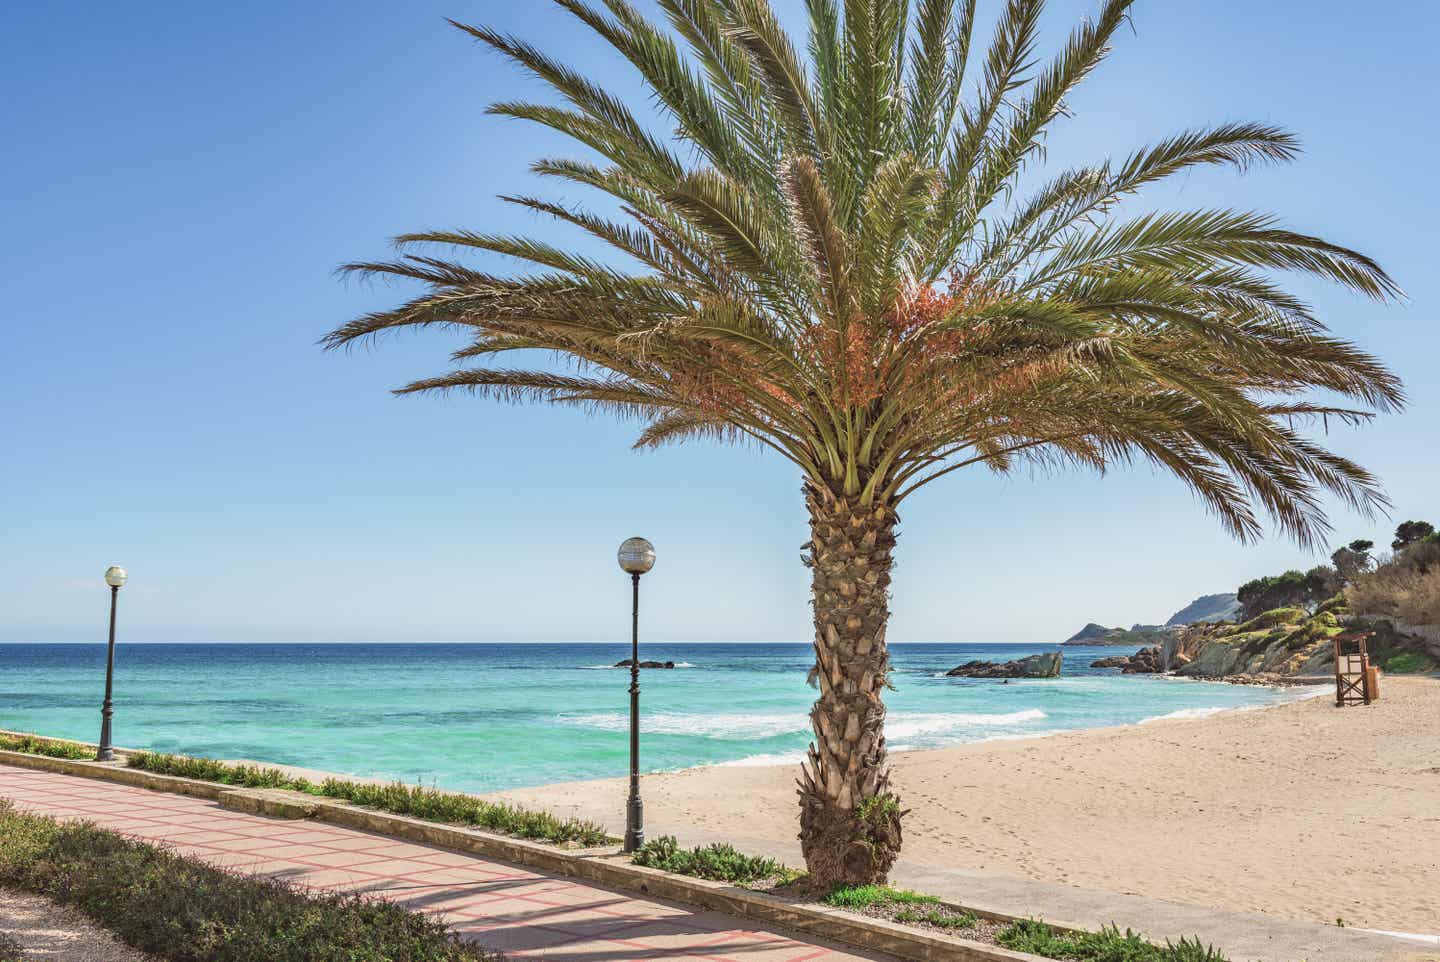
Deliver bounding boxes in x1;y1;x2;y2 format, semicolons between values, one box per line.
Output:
1347;536;1440;628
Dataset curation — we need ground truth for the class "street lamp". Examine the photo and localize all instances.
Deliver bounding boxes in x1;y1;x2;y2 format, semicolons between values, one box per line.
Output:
97;565;127;762
616;536;655;852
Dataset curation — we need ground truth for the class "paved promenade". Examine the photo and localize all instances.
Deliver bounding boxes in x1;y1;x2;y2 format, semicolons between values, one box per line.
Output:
0;764;889;962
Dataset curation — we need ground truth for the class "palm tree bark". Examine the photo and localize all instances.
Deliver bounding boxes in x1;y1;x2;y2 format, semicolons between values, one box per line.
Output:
798;483;903;887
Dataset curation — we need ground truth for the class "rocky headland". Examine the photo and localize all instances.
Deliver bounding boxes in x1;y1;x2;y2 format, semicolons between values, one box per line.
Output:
1086;599;1437;682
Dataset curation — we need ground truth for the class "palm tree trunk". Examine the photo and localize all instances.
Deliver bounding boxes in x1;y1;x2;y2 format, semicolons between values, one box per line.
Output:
797;483;902;887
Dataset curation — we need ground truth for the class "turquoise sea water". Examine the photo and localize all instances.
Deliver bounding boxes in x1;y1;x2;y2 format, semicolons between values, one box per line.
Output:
0;643;1310;793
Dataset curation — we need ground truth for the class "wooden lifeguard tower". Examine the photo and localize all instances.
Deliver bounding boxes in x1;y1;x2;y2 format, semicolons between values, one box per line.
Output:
1333;631;1377;706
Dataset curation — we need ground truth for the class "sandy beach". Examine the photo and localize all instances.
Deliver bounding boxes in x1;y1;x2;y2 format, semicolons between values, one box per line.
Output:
493;675;1440;933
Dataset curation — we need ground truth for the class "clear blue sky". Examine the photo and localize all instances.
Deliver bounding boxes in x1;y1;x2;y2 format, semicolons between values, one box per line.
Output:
2;1;1435;645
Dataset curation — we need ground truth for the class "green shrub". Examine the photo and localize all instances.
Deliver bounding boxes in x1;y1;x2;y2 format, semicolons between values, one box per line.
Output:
126;752;612;846
0;802;498;962
128;752;312;791
893;907;977;929
997;919;1228;962
822;884;938;909
0;733;95;760
630;835;797;884
317;779;610;846
1236;607;1306;632
997;918;1076;957
1385;652;1436;674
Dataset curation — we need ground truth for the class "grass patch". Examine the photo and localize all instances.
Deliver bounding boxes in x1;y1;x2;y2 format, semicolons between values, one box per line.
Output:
0;733;95;761
0;801;497;962
127;751;309;790
822;884;939;909
318;778;612;846
893;907;977;929
126;751;612;846
1385;652;1436;674
1235;606;1307;632
998;919;1228;961
630;835;799;885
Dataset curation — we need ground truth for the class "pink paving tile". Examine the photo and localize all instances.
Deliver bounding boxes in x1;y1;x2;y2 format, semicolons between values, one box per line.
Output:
214;840;331;856
159;828;246;843
288;867;387;887
199;851;277;869
398;866;524;885
361;842;461;858
451;922;580;954
296;849;394;868
418;850;528;869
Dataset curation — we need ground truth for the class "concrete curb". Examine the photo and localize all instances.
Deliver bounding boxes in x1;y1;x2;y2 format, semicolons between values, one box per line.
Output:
0;748;1050;962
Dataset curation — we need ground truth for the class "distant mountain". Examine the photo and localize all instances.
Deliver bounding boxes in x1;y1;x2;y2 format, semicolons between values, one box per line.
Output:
1063;593;1241;645
1165;593;1241;626
1064;623;1113;644
1061;623;1172;646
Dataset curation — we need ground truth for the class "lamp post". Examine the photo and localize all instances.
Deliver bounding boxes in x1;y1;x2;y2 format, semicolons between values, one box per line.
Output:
97;565;127;762
616;536;655;853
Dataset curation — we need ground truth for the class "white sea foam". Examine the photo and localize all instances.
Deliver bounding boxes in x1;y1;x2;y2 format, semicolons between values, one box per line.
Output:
562;706;1047;740
886;708;1047;738
563;711;808;739
1140;706;1230;723
717;751;808;767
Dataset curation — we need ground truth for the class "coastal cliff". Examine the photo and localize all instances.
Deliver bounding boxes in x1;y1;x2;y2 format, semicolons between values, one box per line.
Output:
1087;602;1440;681
1169;607;1341;678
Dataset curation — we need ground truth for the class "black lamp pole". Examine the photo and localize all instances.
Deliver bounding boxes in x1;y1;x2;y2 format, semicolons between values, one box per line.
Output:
625;571;644;852
96;578;122;762
615;536;654;853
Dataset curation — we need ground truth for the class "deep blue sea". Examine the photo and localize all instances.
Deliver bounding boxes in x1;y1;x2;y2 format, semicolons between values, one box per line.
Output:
0;643;1308;793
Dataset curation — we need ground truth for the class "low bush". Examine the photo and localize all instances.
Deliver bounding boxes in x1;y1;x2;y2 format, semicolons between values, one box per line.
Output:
1236;607;1306;632
822;884;938;909
0;733;94;760
893;907;977;929
125;751;611;846
127;751;310;791
1386;652;1436;674
629;835;796;884
0;802;498;962
318;778;611;846
997;919;1228;962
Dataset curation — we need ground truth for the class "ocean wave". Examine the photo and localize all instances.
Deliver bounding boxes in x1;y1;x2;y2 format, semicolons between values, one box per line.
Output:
562;711;807;739
886;708;1046;738
561;706;1047;740
717;751;808;767
1140;706;1229;723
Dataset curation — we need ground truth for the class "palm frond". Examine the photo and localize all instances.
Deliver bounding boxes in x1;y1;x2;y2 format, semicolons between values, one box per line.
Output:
328;0;1403;548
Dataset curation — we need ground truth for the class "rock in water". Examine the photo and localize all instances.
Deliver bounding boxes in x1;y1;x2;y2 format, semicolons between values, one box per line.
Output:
1121;646;1163;674
1090;646;1164;673
613;659;676;669
947;652;1062;678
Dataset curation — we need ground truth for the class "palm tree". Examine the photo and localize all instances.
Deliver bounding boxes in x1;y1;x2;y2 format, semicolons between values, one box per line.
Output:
326;0;1403;886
